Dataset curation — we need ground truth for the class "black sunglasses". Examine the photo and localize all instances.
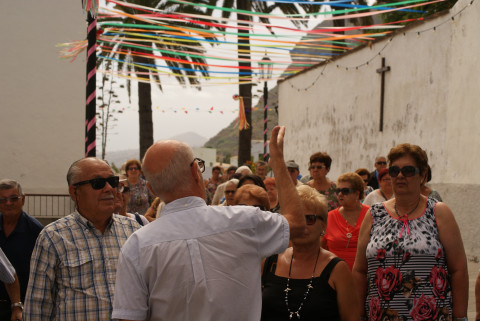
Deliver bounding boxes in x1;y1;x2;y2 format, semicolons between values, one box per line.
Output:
388;166;420;178
118;185;130;193
376;161;387;165
335;187;355;195
305;215;323;225
190;158;205;173
73;176;119;190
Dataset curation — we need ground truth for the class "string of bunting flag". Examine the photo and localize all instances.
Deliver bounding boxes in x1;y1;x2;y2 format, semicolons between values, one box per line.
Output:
286;0;476;92
61;0;450;87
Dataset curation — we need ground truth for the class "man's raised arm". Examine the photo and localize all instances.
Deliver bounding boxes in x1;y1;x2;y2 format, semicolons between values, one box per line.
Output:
268;126;306;239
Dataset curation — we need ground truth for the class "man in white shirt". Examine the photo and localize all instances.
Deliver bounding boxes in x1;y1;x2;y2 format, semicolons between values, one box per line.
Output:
112;126;306;321
0;248;22;321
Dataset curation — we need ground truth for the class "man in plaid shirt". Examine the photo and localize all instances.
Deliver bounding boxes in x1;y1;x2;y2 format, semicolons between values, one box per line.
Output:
24;158;141;320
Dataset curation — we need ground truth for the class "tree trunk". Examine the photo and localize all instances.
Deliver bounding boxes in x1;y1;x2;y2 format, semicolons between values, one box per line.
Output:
237;0;252;166
134;54;153;160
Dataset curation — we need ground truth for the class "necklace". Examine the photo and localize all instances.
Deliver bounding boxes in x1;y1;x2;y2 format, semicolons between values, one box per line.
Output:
340;206;361;248
379;190;388;201
394;198;420;237
284;248;321;320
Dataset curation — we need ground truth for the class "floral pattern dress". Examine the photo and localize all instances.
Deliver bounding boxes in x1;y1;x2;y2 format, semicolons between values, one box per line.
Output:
127;177;154;215
365;198;452;321
312;181;339;211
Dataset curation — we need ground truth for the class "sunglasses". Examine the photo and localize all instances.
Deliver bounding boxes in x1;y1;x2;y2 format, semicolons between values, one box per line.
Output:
238;204;268;211
0;195;23;204
118;185;130;193
305;215;323;225
376;161;387;165
73;176;120;190
190;158;206;173
309;165;325;170
127;167;139;171
388;166;420;178
335;187;355;195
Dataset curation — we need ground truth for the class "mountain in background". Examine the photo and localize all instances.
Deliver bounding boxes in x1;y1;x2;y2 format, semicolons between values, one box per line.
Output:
203;86;279;161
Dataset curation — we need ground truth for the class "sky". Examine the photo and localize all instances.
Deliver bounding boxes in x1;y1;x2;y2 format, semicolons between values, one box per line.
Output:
97;2;325;154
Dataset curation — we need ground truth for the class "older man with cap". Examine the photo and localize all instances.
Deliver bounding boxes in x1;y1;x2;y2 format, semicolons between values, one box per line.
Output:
286;160;303;186
24;157;141;320
112;126;306;321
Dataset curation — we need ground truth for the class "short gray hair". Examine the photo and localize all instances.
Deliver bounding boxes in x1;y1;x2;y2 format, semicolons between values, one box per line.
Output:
0;179;23;195
66;157;110;186
142;141;194;197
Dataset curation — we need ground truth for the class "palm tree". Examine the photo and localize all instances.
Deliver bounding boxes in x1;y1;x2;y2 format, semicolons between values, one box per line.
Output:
210;0;314;165
97;0;219;158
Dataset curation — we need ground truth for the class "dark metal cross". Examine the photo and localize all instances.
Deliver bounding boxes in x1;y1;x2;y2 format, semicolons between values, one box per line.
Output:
376;57;391;132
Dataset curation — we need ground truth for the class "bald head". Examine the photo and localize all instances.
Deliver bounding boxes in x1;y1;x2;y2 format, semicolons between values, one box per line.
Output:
142;140;201;201
143;140;179;176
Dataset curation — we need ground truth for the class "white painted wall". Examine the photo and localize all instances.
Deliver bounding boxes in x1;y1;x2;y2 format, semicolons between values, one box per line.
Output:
278;0;480;257
279;0;479;183
0;2;85;193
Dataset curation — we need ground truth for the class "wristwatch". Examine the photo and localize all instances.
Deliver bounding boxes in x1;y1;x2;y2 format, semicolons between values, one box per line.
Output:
11;302;23;310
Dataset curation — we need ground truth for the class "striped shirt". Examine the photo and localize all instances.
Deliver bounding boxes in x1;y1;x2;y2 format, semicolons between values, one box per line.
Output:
24;212;140;321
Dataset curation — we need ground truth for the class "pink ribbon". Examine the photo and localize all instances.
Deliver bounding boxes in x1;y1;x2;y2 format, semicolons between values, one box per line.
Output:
399;215;410;238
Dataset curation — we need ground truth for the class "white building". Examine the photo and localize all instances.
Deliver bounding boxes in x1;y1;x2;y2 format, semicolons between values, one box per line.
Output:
1;2;85;222
278;0;480;257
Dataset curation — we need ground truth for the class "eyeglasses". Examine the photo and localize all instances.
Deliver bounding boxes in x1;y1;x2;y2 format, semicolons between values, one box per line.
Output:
73;176;120;190
190;158;205;173
335;187;355;195
309;165;325;170
388;166;420;178
238;204;268;211
225;190;236;195
127;167;139;171
305;215;323;225
0;196;23;204
117;185;130;193
376;161;387;165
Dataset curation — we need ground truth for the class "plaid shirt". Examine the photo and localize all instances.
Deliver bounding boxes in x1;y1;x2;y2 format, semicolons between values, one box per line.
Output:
24;212;140;321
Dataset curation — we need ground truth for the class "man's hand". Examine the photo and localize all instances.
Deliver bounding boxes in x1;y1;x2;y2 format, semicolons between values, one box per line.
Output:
269;126;285;165
11;306;22;321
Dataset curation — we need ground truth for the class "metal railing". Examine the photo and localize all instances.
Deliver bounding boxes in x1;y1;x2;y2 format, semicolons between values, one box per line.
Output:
24;194;75;218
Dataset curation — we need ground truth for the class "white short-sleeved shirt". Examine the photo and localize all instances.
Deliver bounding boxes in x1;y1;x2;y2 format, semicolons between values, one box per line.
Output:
0;247;15;284
112;196;289;321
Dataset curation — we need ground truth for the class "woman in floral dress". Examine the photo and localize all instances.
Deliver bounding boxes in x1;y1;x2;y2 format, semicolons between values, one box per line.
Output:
125;159;154;215
353;143;468;321
306;151;339;211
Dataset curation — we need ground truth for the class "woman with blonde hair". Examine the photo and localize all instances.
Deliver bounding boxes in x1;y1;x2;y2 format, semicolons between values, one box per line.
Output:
262;185;359;321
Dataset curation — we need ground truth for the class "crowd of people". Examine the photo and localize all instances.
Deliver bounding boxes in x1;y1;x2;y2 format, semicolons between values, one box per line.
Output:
0;126;476;321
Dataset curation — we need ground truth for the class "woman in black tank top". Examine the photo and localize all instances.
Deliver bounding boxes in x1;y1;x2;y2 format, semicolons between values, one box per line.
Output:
261;185;360;321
